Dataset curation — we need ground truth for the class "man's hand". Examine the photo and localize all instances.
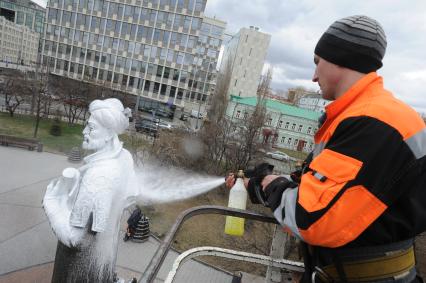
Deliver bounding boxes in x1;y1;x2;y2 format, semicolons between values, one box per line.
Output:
225;173;249;189
225;173;236;189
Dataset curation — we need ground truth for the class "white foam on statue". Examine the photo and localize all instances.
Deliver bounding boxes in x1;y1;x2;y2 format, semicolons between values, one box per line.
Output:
132;164;225;205
42;97;225;282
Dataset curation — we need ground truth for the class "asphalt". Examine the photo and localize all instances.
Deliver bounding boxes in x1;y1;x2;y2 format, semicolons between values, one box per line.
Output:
0;146;235;282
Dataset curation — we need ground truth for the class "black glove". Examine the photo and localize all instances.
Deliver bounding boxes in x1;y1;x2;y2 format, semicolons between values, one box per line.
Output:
245;163;274;205
264;177;298;211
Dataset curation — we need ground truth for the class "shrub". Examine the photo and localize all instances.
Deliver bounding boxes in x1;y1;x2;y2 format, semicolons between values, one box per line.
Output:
50;118;62;136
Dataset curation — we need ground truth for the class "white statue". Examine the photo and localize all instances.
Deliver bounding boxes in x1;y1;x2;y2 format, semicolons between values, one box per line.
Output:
43;98;134;283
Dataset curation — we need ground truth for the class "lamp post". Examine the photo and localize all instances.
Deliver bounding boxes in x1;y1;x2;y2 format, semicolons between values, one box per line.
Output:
195;61;212;129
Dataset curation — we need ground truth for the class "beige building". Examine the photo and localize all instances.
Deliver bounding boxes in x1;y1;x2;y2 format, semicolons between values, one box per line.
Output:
221;26;271;98
0;16;40;66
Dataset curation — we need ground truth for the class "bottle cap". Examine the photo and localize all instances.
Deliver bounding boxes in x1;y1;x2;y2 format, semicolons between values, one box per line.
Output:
237;170;244;178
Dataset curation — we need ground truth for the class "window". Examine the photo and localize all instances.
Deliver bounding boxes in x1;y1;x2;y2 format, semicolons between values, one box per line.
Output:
144;80;151;91
266;118;272;126
236;110;241;118
281;136;285;143
285;122;289;129
160;84;167;96
291;123;296;130
153;82;160;93
298;125;303;132
307;127;312;134
294;139;299;146
287;138;292;145
278;120;283;128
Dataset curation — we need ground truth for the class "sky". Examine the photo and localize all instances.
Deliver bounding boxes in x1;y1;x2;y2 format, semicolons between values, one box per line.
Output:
204;0;426;113
32;0;426;113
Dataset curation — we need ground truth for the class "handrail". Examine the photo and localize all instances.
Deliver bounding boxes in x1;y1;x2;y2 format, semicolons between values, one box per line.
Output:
164;246;304;283
139;205;279;283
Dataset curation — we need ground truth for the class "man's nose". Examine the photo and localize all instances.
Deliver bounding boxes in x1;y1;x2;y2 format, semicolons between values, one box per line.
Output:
312;72;318;82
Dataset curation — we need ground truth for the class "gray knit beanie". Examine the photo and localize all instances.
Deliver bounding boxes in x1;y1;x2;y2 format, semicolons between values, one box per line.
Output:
314;15;387;73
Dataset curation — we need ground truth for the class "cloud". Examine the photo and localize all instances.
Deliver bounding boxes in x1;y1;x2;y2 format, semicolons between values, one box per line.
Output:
205;0;426;113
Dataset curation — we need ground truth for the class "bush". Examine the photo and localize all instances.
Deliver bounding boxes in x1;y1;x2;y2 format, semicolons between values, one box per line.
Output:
50;118;62;136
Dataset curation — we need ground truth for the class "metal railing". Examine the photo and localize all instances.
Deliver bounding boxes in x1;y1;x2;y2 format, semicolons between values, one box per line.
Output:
164;246;304;283
139;205;304;283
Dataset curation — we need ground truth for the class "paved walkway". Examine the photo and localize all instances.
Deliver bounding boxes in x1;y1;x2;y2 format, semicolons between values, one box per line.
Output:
0;146;234;282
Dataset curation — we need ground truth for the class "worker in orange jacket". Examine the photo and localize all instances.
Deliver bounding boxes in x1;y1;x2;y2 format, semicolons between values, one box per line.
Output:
227;15;425;282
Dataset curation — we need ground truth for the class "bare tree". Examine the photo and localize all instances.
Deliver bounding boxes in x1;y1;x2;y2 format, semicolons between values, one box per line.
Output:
25;69;51;138
1;75;28;117
200;57;235;174
224;67;271;170
55;78;89;125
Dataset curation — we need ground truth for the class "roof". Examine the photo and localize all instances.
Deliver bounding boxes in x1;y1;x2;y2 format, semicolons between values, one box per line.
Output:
230;95;322;121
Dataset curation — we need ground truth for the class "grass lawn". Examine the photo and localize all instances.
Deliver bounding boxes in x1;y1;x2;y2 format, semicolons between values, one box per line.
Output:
0;112;83;153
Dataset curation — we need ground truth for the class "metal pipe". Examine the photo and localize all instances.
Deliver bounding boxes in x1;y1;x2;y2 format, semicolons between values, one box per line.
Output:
165;246;304;283
139;205;279;283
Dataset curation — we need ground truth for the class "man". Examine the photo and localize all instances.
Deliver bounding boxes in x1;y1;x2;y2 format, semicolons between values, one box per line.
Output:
228;15;426;282
43;98;134;283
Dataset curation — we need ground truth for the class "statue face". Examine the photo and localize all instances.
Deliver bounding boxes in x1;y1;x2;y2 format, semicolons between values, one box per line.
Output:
82;115;112;150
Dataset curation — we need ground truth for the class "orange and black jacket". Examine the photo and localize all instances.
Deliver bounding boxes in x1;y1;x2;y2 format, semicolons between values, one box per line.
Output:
266;72;426;249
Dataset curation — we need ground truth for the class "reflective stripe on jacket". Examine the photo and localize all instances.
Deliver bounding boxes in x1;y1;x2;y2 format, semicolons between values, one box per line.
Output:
269;72;426;248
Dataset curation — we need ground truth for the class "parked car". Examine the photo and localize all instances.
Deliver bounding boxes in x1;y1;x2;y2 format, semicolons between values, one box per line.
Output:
180;113;189;121
266;151;293;161
157;121;172;130
135;119;158;137
190;110;203;119
152;109;173;118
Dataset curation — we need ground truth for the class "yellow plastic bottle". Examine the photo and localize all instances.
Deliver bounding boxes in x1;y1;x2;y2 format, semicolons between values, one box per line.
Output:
224;170;247;236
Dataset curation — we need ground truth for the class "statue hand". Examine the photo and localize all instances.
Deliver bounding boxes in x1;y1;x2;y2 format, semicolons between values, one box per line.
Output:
45;168;80;209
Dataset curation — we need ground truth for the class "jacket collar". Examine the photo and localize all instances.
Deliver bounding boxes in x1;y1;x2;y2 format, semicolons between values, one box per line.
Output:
317;72;383;136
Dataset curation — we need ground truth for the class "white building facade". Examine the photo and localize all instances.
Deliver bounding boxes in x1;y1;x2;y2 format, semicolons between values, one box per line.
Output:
296;94;330;113
221;26;271;98
0;16;40;65
41;0;225;116
0;0;45;33
227;96;321;153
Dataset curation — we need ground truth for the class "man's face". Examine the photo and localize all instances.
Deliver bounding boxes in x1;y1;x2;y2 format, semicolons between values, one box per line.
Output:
312;55;342;100
82;115;112;151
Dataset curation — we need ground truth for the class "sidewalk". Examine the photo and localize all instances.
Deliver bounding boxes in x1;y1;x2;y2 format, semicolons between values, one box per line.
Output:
0;146;233;282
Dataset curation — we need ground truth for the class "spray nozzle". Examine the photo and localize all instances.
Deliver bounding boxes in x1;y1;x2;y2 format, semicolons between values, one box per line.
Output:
236;170;244;178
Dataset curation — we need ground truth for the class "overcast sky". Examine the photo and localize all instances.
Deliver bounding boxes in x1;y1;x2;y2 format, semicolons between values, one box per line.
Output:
32;0;426;112
203;0;426;113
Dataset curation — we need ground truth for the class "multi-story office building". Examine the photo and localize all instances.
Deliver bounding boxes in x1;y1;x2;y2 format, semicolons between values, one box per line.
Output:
0;0;45;33
41;0;225;116
221;26;271;98
227;95;321;153
0;16;40;65
183;15;225;113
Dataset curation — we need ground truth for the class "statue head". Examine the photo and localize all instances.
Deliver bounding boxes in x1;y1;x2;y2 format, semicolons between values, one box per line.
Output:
82;98;130;150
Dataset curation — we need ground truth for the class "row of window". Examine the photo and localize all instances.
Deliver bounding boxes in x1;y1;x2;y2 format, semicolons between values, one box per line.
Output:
48;8;202;36
45;40;207;71
49;0;205;15
278;136;314;151
45;23;203;53
44;55;212;92
277;120;317;134
236;111;318;135
50;58;208;103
